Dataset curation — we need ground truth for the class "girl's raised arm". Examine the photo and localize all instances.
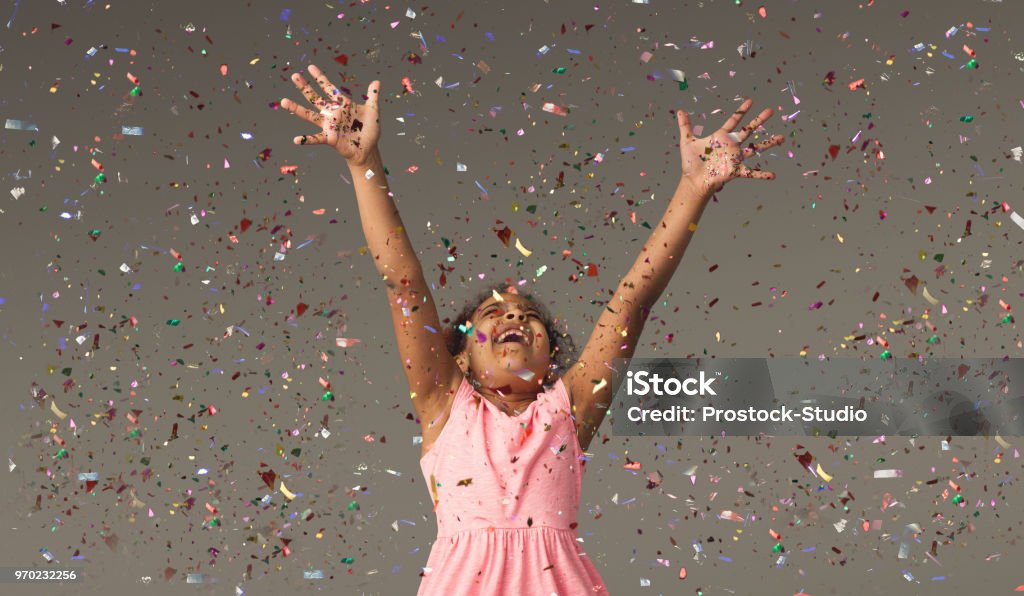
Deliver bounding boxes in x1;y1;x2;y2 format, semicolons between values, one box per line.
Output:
281;66;461;416
562;99;786;451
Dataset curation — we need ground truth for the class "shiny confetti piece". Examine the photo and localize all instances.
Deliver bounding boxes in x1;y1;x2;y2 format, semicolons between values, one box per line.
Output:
50;400;67;420
541;102;568;116
514;238;532;257
280;480;297;500
1010;211;1024;231
592;377;607;393
874;469;903;478
5;119;39;131
815;463;832;482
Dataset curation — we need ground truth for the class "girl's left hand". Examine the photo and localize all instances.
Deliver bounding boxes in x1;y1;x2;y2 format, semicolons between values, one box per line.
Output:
677;99;785;193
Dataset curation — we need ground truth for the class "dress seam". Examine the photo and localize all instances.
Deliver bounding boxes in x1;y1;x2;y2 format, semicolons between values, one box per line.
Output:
437;525;577;539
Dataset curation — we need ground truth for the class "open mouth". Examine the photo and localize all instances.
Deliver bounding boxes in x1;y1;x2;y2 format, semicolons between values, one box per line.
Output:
494;328;529;345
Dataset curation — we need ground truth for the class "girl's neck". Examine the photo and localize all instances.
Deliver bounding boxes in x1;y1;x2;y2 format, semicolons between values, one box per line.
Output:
470;379;540;413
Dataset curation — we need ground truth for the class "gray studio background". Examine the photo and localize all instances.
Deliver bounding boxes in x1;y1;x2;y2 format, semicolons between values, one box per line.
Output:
2;0;1022;595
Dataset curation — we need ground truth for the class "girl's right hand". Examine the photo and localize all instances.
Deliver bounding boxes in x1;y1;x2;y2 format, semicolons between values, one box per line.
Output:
280;64;381;167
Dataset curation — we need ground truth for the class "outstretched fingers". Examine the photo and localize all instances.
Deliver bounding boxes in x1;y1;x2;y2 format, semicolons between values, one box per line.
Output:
293;132;328;146
365;80;382;113
291;72;327;110
307;64;343;104
719;98;753;134
676;108;693;139
736;164;776;180
741;133;785;158
280;98;321;126
737;107;774;141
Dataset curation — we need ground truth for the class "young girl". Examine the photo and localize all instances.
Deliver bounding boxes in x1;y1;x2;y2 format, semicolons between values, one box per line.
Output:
281;64;784;595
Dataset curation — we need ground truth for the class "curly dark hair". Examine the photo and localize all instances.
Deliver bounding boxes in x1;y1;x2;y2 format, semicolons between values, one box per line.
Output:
443;282;577;389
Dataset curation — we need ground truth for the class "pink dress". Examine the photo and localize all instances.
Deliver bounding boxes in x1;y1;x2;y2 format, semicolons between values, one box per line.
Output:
418;376;609;596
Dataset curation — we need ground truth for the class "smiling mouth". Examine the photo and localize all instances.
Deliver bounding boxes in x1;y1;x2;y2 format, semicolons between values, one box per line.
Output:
494;328;530;345
498;333;526;344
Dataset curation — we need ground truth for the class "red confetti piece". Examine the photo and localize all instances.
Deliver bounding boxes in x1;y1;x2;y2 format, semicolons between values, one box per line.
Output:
296;302;308;316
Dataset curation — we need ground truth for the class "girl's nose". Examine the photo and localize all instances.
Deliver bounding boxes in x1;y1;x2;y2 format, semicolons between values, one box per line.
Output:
505;310;525;320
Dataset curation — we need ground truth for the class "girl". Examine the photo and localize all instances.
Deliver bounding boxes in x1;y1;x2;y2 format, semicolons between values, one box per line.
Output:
281;64;784;595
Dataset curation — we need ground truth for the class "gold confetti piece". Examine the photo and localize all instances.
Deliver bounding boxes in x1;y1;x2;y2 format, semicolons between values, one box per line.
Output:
922;285;939;305
592;377;608;394
280;480;297;500
515;238;532;257
816;463;832;482
836;233;845;244
456;478;473;486
50;400;67;420
492;290;504;302
995;434;1012;449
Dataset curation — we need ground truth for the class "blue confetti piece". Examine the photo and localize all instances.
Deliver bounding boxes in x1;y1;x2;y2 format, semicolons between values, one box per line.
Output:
280;8;291;21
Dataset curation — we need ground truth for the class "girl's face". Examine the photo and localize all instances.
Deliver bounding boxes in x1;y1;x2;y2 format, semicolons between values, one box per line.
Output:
457;293;552;393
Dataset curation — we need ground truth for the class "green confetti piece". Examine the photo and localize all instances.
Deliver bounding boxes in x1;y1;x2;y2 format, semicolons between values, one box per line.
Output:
926;335;939;345
679;79;689;91
321;391;333;401
167;319;181;326
95;173;106;183
55;448;68;459
341;557;354;565
959;115;974;123
347;501;359;511
173;262;184;272
952;493;964;505
553;67;567;74
880;350;892;360
88;229;102;239
966;58;977;69
771;542;783;553
291;448;302;457
1001;314;1014;324
130;86;141;96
